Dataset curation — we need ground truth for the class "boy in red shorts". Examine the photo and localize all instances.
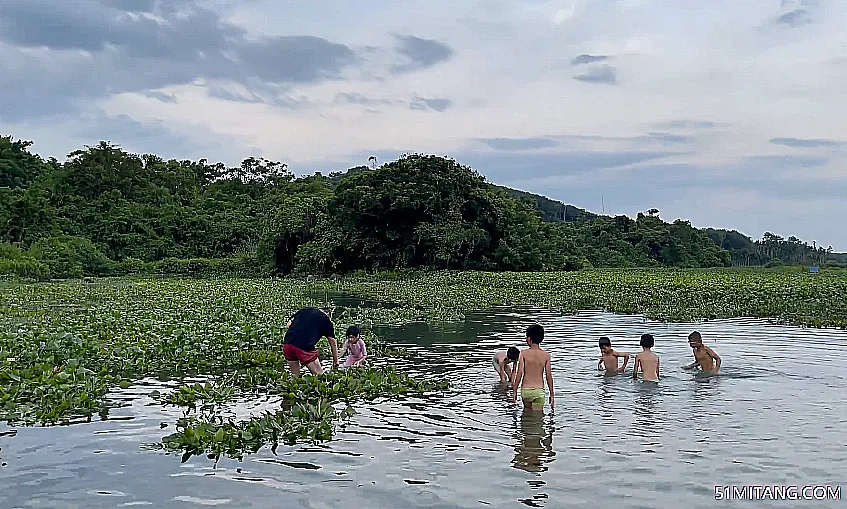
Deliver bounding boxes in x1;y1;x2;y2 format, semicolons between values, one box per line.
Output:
283;307;339;376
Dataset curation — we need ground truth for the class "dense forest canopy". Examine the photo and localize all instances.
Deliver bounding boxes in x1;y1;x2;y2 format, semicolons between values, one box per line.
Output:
0;134;842;279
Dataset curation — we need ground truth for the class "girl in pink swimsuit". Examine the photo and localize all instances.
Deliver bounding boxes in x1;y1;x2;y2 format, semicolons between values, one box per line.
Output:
341;326;368;368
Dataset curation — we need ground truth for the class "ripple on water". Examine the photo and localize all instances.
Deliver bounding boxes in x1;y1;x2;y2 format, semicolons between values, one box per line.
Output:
3;310;847;509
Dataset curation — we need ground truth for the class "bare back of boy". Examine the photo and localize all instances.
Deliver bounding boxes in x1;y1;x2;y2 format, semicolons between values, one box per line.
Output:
635;351;659;381
601;350;628;373
514;348;553;410
693;348;714;372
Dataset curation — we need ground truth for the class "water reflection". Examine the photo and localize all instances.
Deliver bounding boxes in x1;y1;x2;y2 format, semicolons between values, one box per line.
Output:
489;382;512;404
511;409;555;474
631;381;661;452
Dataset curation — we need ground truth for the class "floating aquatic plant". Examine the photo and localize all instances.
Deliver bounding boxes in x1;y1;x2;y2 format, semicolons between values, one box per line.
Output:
158;399;354;464
1;269;845;430
156;367;447;463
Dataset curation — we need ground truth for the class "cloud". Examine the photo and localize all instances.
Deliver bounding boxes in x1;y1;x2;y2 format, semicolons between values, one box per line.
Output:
390;35;455;74
573;65;618;85
770;137;842;148
571;54;610;66
333;93;394;107
552;6;577;25
6;110;255;165
479;137;559;151
206;86;265;105
775;9;813;26
653;120;726;130
452;150;675;183
0;0;359;121
638;132;691;144
142;91;177;104
409;96;453;112
95;0;156;12
741;154;829;169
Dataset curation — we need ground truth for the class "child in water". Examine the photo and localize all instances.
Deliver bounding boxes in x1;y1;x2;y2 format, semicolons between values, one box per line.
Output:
493;347;521;384
597;337;629;373
512;324;554;411
633;334;659;381
340;326;367;368
683;331;721;374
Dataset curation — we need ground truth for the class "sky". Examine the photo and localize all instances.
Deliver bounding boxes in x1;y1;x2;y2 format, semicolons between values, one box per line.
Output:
1;0;846;249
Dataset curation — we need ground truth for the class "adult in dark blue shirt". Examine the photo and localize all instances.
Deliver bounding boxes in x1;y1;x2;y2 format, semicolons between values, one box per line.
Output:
283;307;339;375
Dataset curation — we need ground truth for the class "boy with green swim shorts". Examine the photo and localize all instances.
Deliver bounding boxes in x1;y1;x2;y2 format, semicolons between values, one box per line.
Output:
511;324;554;411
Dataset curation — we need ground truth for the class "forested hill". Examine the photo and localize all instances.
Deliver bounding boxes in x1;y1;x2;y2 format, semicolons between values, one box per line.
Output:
0;135;841;280
325;165;597;223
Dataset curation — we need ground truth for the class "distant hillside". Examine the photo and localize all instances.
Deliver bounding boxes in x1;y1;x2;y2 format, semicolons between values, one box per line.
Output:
492;185;596;223
705;228;845;267
1;135;841;278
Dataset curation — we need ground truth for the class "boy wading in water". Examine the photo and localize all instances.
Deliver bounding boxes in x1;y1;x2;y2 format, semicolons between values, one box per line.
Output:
598;337;629;373
512;325;554;411
493;347;520;384
683;331;721;374
633;334;659;381
283;307;339;376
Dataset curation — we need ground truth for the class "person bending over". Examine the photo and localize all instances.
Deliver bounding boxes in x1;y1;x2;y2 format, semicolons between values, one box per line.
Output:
283;307;339;376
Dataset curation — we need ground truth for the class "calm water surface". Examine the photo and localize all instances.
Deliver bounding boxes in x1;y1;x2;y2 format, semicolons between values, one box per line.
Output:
1;309;846;508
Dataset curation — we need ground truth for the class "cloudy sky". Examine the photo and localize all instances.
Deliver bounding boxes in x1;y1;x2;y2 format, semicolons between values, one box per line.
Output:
1;0;846;249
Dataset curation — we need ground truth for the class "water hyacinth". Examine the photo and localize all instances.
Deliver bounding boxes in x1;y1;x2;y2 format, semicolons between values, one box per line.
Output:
156;367;447;463
158;400;355;464
1;269;845;437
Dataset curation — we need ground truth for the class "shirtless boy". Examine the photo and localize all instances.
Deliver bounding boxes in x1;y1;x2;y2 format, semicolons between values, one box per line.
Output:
683;331;721;373
598;337;629;373
511;325;554;411
493;347;520;384
632;334;659;381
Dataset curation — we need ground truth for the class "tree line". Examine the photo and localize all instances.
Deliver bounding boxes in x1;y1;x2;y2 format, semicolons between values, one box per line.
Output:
0;135;841;279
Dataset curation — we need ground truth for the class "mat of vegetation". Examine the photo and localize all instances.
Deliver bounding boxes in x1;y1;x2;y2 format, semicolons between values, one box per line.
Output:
325;267;847;328
0;278;448;462
2;268;845;459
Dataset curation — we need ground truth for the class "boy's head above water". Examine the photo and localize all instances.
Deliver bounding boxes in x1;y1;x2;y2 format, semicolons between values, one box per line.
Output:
688;331;703;348
598;336;612;353
640;334;655;349
507;346;520;361
526;324;544;345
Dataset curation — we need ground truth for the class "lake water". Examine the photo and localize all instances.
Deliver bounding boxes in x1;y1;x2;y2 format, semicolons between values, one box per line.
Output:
1;308;845;508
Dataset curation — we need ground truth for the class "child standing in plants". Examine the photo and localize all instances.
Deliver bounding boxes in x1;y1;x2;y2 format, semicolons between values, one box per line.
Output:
492;347;521;384
512;325;554;411
633;334;659;382
340;326;368;368
598;337;629;373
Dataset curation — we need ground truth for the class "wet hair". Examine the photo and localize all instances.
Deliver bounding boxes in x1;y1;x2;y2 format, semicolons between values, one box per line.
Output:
526;324;544;344
346;325;361;338
507;347;520;361
640;334;655;348
599;337;612;348
688;331;702;342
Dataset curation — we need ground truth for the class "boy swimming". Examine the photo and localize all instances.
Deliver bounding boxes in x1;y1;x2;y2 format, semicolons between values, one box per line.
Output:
512;325;554;411
633;334;659;381
597;336;629;373
493;347;520;384
683;331;720;373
